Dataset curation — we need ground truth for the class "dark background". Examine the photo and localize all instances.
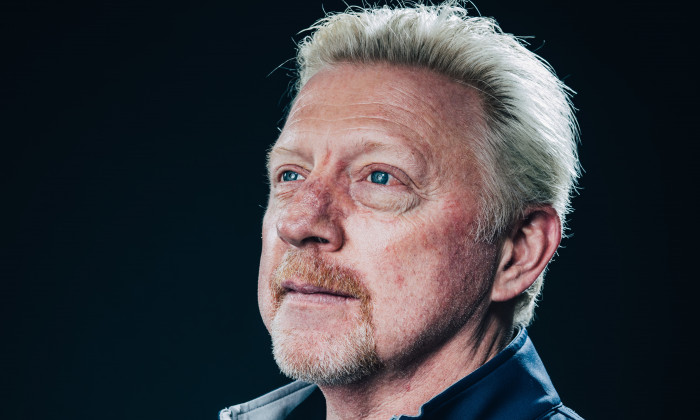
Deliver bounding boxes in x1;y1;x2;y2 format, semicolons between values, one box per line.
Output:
2;0;695;418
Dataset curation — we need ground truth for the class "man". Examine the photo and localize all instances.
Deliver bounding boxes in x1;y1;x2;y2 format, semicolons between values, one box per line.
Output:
221;2;582;419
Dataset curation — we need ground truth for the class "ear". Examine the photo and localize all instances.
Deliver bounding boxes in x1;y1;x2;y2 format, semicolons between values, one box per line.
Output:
491;206;561;302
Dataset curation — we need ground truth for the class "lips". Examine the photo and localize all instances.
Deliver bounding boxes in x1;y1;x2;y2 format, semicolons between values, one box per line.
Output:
281;280;356;299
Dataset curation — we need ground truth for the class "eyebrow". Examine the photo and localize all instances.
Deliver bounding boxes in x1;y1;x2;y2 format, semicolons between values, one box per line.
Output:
267;137;419;162
354;138;419;164
355;138;410;154
355;136;429;172
266;145;303;173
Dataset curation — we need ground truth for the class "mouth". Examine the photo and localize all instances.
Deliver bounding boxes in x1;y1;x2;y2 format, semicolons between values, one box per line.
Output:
281;280;357;303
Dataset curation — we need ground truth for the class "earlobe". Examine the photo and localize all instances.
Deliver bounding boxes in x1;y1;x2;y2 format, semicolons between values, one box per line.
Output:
491;207;561;302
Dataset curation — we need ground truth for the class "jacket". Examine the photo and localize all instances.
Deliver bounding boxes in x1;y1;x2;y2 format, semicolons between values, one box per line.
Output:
219;329;583;419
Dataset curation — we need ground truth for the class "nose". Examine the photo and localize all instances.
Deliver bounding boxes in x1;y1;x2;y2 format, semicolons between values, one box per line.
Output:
275;180;345;252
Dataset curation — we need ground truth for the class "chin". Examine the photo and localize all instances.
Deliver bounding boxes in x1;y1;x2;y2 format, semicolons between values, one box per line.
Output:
270;312;383;386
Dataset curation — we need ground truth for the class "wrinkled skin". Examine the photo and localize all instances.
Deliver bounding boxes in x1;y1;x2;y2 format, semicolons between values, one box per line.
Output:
258;63;511;418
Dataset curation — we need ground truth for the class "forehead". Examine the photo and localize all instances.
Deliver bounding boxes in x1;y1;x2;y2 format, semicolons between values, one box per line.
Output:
287;63;483;138
272;63;485;176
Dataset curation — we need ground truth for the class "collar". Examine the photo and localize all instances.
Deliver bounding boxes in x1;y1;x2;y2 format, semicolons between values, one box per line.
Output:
219;381;317;420
397;328;562;419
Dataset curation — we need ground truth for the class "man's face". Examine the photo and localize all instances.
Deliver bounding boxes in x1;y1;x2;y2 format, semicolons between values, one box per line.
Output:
259;63;499;385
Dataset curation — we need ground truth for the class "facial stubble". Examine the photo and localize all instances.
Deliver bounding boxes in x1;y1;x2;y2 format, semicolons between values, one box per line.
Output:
268;250;383;386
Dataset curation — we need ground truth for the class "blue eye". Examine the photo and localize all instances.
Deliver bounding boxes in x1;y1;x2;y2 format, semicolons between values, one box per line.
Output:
369;171;390;185
281;170;304;182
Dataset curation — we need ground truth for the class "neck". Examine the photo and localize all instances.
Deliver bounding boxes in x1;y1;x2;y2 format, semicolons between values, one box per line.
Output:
318;312;513;420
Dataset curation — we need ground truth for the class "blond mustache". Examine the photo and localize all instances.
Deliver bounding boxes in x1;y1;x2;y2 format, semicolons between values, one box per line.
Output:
270;250;372;317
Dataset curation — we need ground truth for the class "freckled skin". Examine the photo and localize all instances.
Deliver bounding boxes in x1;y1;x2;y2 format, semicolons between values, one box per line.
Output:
259;63;508;418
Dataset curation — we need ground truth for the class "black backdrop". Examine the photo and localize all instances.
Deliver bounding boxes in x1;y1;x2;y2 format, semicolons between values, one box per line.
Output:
2;0;696;418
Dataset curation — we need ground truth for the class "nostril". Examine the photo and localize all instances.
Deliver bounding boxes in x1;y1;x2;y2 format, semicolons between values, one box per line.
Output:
276;212;343;249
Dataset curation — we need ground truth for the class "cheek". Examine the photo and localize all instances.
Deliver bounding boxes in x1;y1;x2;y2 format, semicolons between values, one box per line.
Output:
257;263;273;331
364;198;492;312
258;209;280;330
385;207;476;275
